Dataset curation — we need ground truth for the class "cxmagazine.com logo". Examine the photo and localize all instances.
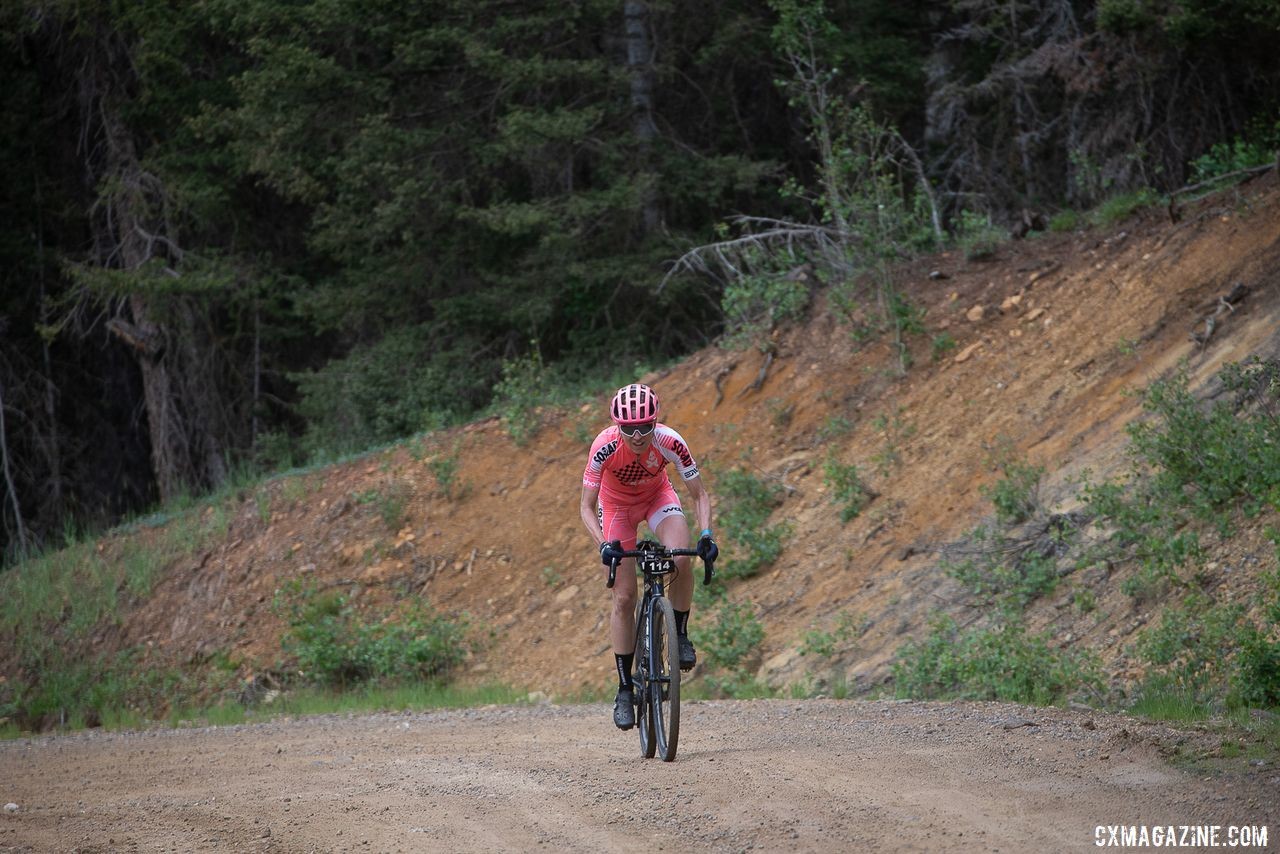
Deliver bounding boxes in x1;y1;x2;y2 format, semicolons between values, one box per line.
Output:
1095;825;1269;848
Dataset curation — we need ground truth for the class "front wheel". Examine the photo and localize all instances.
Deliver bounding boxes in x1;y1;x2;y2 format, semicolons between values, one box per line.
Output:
633;599;655;759
651;596;680;761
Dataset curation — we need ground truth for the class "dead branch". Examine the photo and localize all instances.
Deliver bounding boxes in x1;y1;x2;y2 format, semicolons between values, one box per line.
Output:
1170;161;1276;199
106;317;164;357
1190;282;1249;348
712;361;735;408
738;347;775;397
657;217;853;293
939;511;1089;567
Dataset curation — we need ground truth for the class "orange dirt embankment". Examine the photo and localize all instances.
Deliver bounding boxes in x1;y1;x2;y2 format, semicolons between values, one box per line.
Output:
73;176;1280;702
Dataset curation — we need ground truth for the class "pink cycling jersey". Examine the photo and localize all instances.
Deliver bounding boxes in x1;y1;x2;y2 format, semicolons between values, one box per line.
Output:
582;424;700;506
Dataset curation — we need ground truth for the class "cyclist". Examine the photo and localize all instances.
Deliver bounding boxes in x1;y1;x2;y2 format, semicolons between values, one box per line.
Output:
579;382;718;730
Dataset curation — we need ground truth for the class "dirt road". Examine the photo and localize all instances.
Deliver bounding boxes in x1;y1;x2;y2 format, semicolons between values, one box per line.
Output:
1;699;1274;853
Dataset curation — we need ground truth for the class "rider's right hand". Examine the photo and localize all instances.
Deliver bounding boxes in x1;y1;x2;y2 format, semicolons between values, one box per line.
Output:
600;540;625;567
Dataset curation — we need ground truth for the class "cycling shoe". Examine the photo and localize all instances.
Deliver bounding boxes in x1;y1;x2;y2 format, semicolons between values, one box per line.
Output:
613;687;635;730
678;636;696;671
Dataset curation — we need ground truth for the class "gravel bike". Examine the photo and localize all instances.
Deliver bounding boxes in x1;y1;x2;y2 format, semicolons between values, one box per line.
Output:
607;539;714;761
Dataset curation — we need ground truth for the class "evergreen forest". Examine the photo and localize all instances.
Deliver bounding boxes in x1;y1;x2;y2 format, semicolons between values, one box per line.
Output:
3;0;1280;560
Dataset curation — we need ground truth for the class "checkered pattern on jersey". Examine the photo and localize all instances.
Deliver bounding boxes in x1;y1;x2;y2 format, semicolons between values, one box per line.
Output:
614;460;652;485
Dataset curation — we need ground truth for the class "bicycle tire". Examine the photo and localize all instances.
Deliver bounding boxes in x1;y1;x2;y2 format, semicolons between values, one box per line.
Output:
633;599;656;759
651;596;680;761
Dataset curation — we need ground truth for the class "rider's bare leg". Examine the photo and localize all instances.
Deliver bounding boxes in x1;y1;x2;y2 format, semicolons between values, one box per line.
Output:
655;515;693;612
610;557;638;654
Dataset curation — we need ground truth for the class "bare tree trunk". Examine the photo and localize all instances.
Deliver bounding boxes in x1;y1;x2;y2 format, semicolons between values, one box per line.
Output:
35;163;64;520
86;29;226;503
0;377;29;558
252;300;261;451
624;0;661;234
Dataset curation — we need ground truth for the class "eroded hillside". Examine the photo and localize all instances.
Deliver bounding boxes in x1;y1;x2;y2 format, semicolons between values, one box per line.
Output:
17;177;1280;708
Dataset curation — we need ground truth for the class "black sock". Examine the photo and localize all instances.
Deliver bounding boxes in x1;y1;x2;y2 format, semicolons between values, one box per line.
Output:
615;653;634;690
674;609;690;637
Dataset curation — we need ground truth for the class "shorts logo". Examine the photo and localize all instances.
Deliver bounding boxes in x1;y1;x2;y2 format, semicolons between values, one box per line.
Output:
660;506;681;514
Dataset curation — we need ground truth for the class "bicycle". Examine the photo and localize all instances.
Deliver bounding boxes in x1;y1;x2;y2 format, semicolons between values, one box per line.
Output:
607;539;714;761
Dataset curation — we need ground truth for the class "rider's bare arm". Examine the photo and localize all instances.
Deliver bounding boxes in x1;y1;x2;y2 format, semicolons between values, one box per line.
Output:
684;474;712;534
580;483;603;548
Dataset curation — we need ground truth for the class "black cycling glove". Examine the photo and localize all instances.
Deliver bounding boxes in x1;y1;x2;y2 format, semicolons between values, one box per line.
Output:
696;530;719;564
599;540;625;567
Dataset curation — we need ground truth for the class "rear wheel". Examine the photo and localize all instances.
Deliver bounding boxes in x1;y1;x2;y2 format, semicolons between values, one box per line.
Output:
633;600;655;759
651;596;680;761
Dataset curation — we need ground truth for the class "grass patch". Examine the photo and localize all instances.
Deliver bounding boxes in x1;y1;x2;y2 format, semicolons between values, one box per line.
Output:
1091;188;1159;226
0;645;239;735
1;500;231;664
237;681;527;719
1;682;530;738
1128;689;1214;723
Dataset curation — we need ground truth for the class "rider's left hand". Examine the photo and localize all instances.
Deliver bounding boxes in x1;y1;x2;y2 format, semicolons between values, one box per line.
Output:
696;531;718;564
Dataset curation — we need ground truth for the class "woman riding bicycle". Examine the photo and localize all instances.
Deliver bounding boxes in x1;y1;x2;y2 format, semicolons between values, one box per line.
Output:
579;383;718;730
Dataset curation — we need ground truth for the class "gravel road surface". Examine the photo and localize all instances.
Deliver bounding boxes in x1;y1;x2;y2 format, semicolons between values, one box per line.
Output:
2;699;1275;852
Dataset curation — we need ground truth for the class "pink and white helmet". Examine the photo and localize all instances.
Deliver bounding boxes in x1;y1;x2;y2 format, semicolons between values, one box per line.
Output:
610;383;659;424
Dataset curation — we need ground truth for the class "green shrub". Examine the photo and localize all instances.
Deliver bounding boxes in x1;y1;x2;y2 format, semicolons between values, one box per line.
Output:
716;467;790;578
293;325;479;458
979;440;1044;526
799;610;867;658
1080;478;1200;601
953;209;1004;261
275;582;468;689
1134;565;1280;711
944;534;1060;612
493;349;548;446
1133;361;1280;515
1097;0;1157;34
1048;209;1082;232
428;447;466;500
355;481;411;531
721;266;810;352
931;332;957;362
692;597;766;697
870;409;914;476
816;414;853;442
823;457;870;523
1072;587;1097;614
893;614;1100;705
1189;136;1276;185
1083;360;1280;602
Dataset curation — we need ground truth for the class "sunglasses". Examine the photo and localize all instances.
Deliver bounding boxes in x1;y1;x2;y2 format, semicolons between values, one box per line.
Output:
618;421;656;438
